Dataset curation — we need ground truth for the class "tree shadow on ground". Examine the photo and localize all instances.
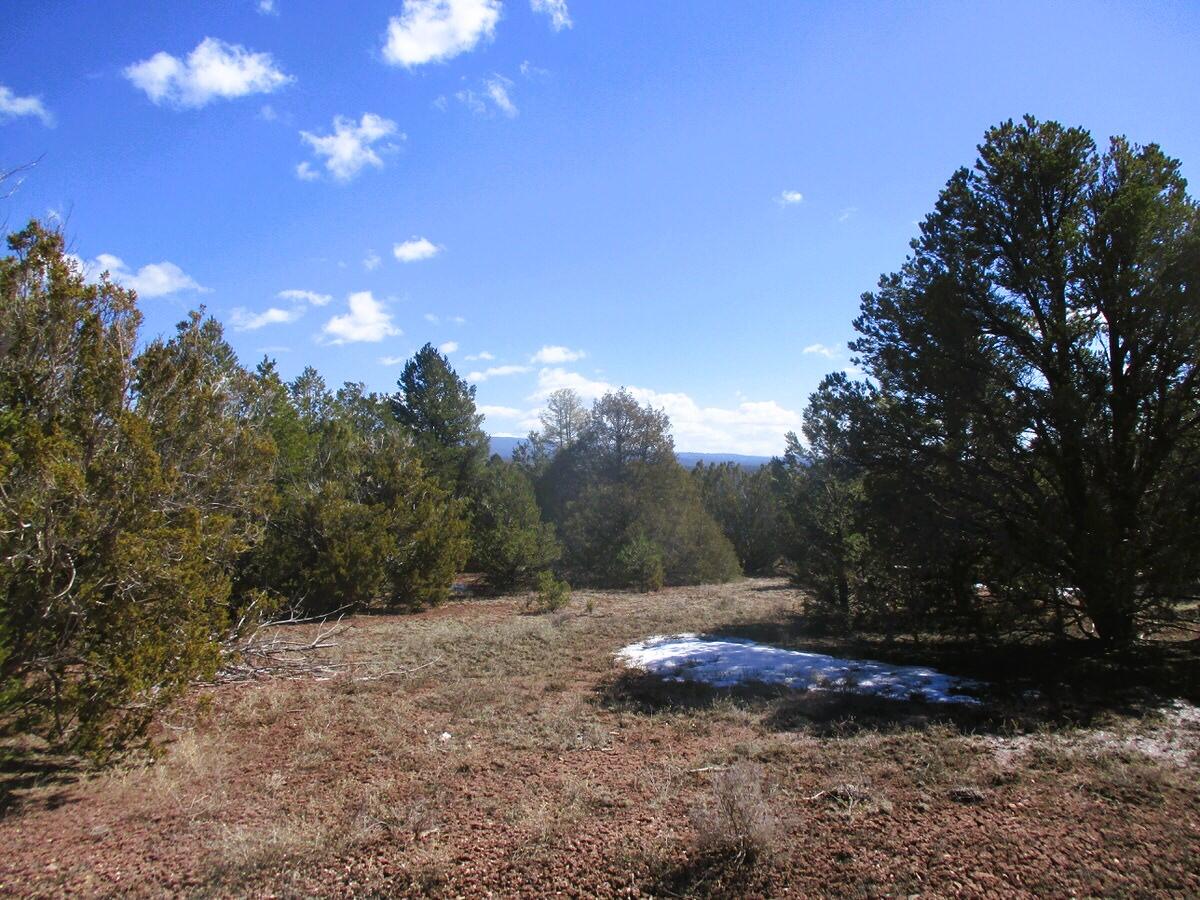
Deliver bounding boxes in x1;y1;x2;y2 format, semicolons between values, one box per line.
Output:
640;847;773;900
0;748;83;818
598;618;1200;736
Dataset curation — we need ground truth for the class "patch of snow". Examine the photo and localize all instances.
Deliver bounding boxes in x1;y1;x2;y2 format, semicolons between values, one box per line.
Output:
617;634;983;705
984;700;1200;768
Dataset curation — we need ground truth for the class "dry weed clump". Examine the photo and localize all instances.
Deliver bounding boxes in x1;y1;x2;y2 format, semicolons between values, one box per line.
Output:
689;761;777;863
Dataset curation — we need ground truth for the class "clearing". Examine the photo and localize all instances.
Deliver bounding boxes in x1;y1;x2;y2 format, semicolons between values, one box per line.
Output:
0;578;1197;897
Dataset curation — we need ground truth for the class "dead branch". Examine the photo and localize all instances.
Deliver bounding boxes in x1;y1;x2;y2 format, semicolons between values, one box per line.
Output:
352;657;442;681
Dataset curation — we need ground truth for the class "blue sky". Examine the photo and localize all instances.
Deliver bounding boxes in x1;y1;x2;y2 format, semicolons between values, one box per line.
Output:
3;1;1198;455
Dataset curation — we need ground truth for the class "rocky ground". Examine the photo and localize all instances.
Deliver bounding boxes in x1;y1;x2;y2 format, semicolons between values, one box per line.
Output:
0;578;1196;897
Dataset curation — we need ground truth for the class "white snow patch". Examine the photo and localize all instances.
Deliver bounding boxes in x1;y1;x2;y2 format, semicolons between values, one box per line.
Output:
617;634;983;705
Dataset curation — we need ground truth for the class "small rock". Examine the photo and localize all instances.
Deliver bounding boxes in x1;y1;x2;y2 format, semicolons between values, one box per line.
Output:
949;785;987;804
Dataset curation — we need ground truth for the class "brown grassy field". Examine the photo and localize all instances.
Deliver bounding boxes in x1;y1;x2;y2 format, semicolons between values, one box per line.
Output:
0;578;1197;897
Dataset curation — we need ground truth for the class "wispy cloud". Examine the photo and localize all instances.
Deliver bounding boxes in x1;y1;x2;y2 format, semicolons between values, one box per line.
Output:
383;0;501;67
125;38;292;108
469;364;531;382
439;341;459;354
379;354;408;366
803;343;838;359
531;345;585;365
277;288;331;306
457;74;517;117
363;249;381;271
231;305;304;331
321;291;401;343
777;189;804;206
465;351;494;362
394;237;441;262
531;0;572;31
298;113;401;182
257;0;278;14
479;404;523;420
0;85;53;126
837;206;857;223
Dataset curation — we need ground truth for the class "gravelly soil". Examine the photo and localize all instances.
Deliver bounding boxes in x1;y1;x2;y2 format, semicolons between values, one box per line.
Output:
0;579;1196;898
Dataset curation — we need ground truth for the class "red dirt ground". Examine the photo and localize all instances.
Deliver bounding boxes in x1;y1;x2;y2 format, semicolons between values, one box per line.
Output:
0;579;1196;897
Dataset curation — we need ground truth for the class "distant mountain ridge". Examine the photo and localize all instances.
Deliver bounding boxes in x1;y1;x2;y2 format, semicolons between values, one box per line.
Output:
487;436;772;469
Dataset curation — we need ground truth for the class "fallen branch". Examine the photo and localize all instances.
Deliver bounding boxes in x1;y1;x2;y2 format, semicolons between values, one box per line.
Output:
353;657;443;682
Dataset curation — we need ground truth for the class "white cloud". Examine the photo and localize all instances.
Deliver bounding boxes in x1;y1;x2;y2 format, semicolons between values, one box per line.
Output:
383;0;501;67
394;237;441;262
83;253;207;298
803;343;838;359
479;404;523;419
379;355;408;365
531;0;572;31
531;368;799;456
519;60;549;78
363;249;382;271
257;0;278;14
469;364;530;382
837;206;857;223
777;190;804;206
530;345;585;365
124;38;292;108
321;291;401;344
485;75;517;116
0;85;53;126
439;341;459;354
465;351;494;361
424;313;439;324
231;305;304;331
299;113;401;182
457;74;517;117
450;315;466;324
277;288;332;306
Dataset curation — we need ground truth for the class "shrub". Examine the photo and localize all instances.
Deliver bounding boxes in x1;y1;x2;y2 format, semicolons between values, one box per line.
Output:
0;223;270;756
615;532;666;592
472;459;561;590
526;571;571;613
689;762;776;863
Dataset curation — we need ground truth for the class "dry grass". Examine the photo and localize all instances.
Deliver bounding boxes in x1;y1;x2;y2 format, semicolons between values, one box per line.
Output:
1;578;1197;897
689;761;777;863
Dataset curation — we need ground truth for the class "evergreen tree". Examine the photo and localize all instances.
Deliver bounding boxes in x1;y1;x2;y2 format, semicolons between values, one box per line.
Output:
471;458;561;590
831;117;1200;645
390;343;488;499
0;223;266;754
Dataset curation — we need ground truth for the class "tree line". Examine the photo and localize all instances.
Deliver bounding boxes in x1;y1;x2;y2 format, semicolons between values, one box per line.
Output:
0;224;746;753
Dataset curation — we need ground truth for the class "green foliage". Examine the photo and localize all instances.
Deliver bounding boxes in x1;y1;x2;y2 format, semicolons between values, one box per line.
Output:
471;458;561;590
614;531;665;592
532;390;741;589
0;223;266;755
795;117;1200;646
390;343;488;500
526;570;571;613
693;461;782;575
242;374;469;615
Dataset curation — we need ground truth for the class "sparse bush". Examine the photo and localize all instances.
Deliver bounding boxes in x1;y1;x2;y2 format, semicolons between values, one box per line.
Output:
689;761;776;863
526;570;571;614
